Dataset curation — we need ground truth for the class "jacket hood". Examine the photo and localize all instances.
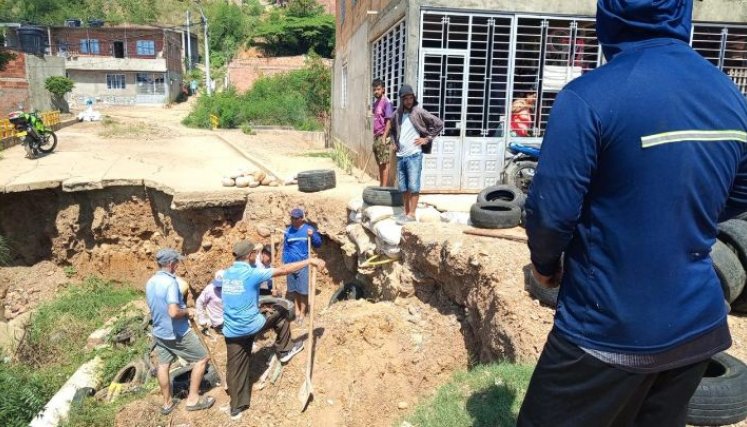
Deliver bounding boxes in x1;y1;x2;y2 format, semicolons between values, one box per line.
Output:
596;0;693;60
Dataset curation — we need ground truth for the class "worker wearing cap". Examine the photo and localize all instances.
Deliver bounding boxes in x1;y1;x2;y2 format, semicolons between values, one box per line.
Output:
282;208;322;324
221;240;326;420
195;270;225;334
145;248;215;415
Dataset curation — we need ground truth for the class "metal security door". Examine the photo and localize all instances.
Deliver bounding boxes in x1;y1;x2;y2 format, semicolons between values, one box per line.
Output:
418;49;468;191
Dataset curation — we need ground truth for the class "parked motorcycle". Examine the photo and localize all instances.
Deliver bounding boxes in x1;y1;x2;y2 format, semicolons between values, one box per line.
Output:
502;142;539;194
8;111;57;158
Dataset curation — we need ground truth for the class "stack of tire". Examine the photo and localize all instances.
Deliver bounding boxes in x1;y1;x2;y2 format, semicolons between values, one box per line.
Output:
470;184;525;229
715;219;747;312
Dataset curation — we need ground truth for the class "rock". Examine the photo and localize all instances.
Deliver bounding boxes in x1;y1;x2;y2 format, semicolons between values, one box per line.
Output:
235;176;252;188
222;177;236;187
202;241;213;250
256;225;272;238
398;401;409;410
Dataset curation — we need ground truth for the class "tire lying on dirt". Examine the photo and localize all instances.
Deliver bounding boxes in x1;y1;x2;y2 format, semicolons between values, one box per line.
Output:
717;220;747;312
687;352;747;426
297;169;336;193
328;282;364;308
711;239;747;304
258;296;296;321
503;160;537;194
469;201;522;229
477;184;526;208
522;264;559;308
362;186;404;207
171;364;221;394
112;360;148;386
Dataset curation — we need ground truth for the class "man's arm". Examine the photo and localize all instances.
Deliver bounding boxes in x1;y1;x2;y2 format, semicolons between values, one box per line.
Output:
310;227;322;248
272;258;325;277
166;281;191;319
383;100;394;140
524;89;600;286
194;286;211;326
720;155;747;221
421;108;444;139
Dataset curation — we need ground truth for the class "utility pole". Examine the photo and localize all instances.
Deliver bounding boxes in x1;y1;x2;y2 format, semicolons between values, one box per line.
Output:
199;7;212;96
185;10;192;70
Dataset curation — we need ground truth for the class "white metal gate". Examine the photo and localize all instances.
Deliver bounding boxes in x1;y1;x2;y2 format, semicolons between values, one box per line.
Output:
372;20;406;107
691;23;747;95
418;49;468;190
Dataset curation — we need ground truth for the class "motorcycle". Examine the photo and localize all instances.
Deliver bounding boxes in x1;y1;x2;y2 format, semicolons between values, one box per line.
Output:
502;141;540;194
8;111;58;158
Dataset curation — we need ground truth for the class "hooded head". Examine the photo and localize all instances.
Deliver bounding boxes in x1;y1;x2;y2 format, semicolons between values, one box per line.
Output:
596;0;694;60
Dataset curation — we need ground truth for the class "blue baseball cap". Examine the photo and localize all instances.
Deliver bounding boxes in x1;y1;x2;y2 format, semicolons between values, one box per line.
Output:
290;208;305;219
156;248;183;266
213;269;225;287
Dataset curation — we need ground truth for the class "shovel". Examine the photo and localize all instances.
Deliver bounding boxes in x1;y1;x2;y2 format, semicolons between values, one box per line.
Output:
298;238;316;411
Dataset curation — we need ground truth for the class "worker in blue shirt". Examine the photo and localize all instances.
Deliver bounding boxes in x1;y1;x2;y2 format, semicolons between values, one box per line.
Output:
283;208;322;324
518;0;747;425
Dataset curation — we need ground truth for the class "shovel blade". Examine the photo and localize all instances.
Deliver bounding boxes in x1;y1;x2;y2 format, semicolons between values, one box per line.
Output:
297;375;313;411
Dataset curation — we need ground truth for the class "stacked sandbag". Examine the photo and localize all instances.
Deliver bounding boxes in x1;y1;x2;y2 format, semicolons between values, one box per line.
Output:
222;167;280;188
362;205;404;231
441;211;472;225
346;224;376;258
347;198;366;225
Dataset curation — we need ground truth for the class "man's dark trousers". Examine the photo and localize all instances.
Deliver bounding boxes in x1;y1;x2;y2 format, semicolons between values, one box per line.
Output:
517;329;708;427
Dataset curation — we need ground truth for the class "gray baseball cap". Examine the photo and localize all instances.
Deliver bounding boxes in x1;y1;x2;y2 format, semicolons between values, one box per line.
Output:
156;248;183;266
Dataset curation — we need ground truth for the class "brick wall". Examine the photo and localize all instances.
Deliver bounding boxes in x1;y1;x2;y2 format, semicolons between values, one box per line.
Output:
0;53;30;114
228;56;309;93
49;27;169;59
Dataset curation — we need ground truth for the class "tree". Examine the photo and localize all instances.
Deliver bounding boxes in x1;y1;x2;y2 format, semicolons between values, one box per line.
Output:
0;34;17;72
254;10;335;58
44;76;74;113
286;0;324;18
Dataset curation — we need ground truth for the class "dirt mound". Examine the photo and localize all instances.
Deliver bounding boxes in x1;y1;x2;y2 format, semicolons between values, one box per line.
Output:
116;297;469;427
0;261;69;320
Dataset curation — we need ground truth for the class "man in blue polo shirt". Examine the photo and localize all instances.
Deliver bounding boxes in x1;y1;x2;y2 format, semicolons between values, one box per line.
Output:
145;248;214;415
222;240;325;420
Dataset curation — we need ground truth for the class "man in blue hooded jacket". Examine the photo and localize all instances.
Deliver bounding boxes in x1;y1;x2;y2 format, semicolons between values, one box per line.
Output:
518;1;747;425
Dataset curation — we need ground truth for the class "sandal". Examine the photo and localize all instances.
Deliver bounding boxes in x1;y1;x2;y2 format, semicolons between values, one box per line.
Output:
160;399;179;415
186;396;215;412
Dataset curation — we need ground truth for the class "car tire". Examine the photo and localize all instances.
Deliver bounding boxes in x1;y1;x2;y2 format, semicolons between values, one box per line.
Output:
687;352;747;426
297;169;336;193
362;186;404;207
712;239;746;304
477;184;527;208
717;220;747;312
469;201;522;229
328;282;364;307
522;264;559;308
171;364;220;394
258;296;296;321
502;160;537;194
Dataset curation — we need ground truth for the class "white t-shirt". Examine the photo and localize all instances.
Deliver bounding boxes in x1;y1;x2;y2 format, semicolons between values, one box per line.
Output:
397;113;422;157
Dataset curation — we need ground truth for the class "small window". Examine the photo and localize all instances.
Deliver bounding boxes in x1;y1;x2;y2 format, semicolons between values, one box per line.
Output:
80;39;100;54
106;74;126;90
136;40;155;56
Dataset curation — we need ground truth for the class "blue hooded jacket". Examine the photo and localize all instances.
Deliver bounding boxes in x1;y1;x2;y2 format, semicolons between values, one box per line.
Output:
525;0;747;353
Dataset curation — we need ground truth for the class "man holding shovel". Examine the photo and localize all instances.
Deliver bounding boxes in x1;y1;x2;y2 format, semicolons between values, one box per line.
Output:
222;240;325;420
283;208;322;324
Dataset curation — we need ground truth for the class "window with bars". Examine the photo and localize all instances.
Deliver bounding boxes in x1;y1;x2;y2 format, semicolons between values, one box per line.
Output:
106;74;126;90
691;24;747;95
136;40;156;56
80;39;100;55
371;20;406;108
136;73;166;95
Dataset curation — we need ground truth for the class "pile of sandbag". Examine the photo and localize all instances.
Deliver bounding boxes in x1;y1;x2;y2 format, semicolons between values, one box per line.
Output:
222;168;280;188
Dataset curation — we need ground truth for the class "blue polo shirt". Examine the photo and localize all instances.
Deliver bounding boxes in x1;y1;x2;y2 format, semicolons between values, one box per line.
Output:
221;261;274;338
145;270;189;340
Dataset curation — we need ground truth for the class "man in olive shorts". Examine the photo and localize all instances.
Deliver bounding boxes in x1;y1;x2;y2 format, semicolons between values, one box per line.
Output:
372;78;394;187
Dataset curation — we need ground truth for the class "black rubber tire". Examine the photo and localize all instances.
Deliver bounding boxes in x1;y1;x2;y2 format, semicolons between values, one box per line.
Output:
469;201;522;229
258;296;296;321
297;169;336;193
112;360;148;385
502;160;537;194
712;240;746;304
687;352;747;426
328;282;363;307
718;220;747;312
362;186;404;207
522;264;559;308
171;364;220;394
477;184;527;208
37;131;57;154
735;212;747;221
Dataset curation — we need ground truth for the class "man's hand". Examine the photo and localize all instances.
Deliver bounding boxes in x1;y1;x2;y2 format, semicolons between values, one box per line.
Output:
415;137;429;146
271;288;280;297
307;228;314;237
310;258;326;269
186;308;196;319
532;264;562;289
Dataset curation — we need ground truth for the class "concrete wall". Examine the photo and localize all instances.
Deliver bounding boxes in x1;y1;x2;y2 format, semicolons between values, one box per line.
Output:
67;70;168;105
26;55;65;112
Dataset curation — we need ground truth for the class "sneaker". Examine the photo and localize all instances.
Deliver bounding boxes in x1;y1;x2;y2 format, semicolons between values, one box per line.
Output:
230;406;247;421
396;215;408;225
279;340;305;363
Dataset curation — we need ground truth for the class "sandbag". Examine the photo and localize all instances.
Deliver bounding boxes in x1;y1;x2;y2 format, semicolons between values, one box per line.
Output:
416;206;442;223
373;218;403;246
348;210;362;224
346;224;376;256
375;237;401;259
441;211;471;225
235;176;252;188
363;205;404;225
347;198;365;212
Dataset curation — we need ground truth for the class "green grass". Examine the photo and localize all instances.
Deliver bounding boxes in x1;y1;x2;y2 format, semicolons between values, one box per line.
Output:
61;382;155;427
2;277;142;427
400;362;535;427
